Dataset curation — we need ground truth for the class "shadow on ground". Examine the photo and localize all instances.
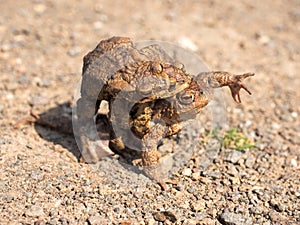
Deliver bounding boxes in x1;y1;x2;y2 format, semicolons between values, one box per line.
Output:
32;102;145;175
33;102;81;160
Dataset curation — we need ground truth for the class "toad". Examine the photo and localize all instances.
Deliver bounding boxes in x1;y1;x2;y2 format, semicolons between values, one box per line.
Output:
76;36;254;173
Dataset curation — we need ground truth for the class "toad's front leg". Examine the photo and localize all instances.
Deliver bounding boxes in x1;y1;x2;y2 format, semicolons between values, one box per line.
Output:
140;122;169;189
141;122;165;166
197;71;254;103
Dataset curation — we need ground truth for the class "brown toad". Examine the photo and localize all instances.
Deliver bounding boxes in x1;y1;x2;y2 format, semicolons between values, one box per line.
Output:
76;36;254;169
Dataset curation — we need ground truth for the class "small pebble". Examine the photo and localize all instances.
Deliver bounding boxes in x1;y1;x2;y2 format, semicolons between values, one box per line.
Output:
93;21;104;30
290;158;298;167
88;215;107;225
249;205;264;215
37;79;51;87
270;199;285;212
177;37;198;51
191;172;201;181
181;168;192;176
29;95;50;106
48;220;57;225
191;201;206;212
271;122;280;130
25;205;45;217
182;219;197;225
202;170;221;179
153;211;177;223
33;4;47;14
153;212;166;222
245;155;255;168
6;93;14;100
224;151;244;164
291;111;298;118
255;33;271;45
30;170;44;181
218;211;252;225
68;46;80;57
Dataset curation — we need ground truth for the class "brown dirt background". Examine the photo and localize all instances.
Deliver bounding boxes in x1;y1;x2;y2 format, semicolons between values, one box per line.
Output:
0;0;299;224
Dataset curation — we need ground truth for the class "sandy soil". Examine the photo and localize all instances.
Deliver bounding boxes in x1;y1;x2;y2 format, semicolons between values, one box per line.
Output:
0;0;299;224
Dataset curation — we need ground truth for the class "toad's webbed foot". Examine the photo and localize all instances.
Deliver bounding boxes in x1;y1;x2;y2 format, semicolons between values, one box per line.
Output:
227;73;254;103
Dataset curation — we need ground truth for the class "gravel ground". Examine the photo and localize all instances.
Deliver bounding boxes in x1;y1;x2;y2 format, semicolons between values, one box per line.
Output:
0;1;299;224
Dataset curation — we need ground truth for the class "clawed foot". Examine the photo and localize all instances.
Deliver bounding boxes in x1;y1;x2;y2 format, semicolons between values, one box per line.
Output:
228;73;255;103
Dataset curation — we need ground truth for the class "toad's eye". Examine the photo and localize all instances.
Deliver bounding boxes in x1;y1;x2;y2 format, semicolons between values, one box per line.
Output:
178;91;195;105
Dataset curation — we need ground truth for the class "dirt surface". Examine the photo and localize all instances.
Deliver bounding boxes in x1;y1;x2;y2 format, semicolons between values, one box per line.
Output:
1;0;299;224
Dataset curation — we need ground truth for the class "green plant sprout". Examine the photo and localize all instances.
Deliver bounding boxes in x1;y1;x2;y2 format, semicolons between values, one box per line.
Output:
222;128;256;151
200;128;256;151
